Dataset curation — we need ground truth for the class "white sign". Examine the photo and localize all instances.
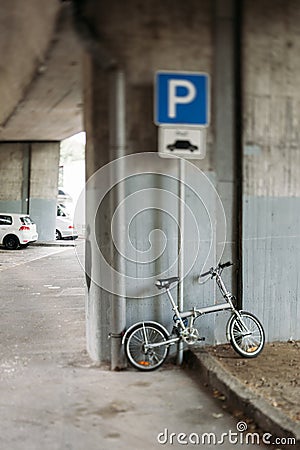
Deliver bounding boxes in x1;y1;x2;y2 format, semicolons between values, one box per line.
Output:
158;127;206;159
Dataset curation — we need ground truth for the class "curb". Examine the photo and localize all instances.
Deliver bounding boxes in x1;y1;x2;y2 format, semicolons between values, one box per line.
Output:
184;349;300;448
32;241;77;248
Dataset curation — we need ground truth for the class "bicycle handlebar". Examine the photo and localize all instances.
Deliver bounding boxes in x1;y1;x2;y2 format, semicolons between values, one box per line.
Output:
200;261;233;278
219;261;233;269
200;269;212;277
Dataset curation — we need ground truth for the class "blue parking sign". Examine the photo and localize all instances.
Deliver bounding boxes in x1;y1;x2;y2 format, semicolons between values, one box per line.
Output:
155;71;210;126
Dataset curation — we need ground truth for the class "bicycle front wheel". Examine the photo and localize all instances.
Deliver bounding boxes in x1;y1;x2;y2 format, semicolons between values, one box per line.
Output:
227;311;265;358
125;322;169;371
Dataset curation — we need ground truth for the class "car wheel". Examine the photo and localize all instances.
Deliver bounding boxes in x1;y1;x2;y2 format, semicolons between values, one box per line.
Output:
56;230;62;240
4;235;20;250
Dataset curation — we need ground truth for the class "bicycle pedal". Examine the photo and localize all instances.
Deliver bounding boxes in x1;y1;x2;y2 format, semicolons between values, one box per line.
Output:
197;337;205;341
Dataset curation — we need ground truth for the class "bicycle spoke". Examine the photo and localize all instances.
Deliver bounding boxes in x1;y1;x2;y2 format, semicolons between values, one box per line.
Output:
131;331;144;344
126;324;169;370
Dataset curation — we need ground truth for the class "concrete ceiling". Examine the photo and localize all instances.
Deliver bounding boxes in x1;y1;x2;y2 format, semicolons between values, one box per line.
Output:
0;1;83;142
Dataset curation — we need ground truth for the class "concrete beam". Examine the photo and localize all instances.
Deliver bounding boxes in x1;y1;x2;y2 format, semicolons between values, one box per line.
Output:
0;1;60;132
0;2;83;141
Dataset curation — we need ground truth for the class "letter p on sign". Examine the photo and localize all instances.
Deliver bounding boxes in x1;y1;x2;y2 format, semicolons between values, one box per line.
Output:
168;80;196;118
155;71;210;126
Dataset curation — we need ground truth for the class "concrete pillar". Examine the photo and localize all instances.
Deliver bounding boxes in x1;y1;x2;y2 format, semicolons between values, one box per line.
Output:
79;0;236;364
0;142;60;242
0;143;24;213
29;142;60;242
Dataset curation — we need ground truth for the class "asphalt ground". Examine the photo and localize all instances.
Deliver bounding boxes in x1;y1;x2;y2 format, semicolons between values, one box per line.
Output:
0;242;265;450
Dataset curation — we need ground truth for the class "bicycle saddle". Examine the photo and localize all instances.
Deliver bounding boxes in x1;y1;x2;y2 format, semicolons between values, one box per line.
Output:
155;276;179;289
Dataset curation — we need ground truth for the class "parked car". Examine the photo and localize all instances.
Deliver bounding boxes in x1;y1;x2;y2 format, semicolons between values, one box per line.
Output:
57;188;73;209
56;204;78;240
0;213;38;250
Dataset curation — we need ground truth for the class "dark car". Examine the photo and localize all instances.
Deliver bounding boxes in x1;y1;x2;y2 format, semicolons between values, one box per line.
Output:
167;140;198;152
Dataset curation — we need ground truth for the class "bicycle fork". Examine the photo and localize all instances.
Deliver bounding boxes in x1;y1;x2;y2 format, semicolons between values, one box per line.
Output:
142;322;148;346
230;310;253;336
216;274;253;337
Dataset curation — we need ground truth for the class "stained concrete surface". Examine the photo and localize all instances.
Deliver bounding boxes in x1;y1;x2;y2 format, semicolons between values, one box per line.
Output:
0;242;263;449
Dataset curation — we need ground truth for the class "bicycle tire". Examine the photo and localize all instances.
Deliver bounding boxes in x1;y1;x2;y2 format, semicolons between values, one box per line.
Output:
125;322;169;371
227;311;265;358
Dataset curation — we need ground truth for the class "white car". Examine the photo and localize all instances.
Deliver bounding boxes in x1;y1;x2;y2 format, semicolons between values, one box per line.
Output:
0;213;38;250
56;205;78;240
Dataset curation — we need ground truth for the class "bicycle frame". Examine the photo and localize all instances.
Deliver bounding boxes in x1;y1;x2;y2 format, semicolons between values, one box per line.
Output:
168;267;236;325
144;265;250;351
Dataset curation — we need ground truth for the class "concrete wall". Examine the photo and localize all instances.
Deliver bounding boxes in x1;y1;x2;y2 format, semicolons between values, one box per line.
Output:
242;0;300;340
82;0;300;364
0;142;60;242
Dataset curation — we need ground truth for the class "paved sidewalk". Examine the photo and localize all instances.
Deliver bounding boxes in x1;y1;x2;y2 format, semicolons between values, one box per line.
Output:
0;244;263;450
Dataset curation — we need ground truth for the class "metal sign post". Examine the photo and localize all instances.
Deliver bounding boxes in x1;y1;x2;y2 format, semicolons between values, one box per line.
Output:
177;157;185;365
154;70;210;364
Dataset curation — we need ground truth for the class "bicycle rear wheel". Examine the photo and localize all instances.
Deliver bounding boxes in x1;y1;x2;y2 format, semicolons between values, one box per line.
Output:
227;311;265;358
125;322;169;371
